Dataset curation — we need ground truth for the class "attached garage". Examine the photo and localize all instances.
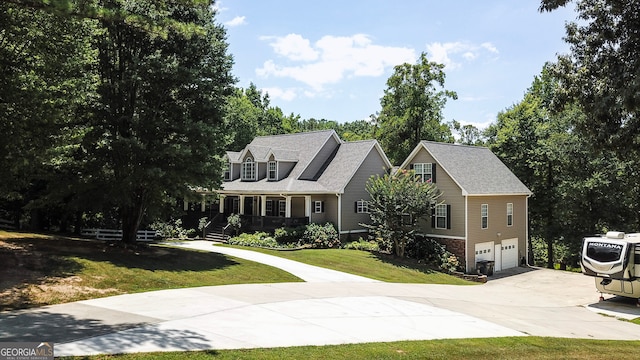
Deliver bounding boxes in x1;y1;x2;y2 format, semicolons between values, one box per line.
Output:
474;241;494;263
500;238;519;270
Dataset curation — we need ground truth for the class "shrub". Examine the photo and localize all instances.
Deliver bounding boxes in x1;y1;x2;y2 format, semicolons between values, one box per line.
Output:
227;214;241;235
228;232;278;248
151;219;190;239
344;237;380;252
274;226;306;244
301;223;340;249
405;236;447;264
440;251;461;272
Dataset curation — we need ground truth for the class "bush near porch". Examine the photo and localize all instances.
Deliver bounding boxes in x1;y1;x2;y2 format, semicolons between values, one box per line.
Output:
229;222;341;249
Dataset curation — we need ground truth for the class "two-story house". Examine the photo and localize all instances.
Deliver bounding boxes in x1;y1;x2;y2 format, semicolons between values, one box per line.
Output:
216;130;392;238
398;141;532;273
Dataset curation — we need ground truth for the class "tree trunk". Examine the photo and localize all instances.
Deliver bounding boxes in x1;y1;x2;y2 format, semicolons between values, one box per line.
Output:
120;190;147;245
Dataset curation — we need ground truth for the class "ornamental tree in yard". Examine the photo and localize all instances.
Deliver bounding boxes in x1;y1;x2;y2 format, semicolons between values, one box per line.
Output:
363;170;441;257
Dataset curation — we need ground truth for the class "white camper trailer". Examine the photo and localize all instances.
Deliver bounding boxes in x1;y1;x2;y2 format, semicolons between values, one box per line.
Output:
581;231;640;304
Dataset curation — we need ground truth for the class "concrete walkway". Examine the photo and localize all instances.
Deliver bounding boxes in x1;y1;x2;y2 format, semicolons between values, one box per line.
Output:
167;240;379;283
1;241;640;357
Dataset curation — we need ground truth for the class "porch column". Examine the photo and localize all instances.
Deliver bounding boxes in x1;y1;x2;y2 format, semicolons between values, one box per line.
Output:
239;195;245;215
285;196;292;218
201;195;206;212
219;195;225;213
260;195;267;216
183;200;188;211
304;196;311;218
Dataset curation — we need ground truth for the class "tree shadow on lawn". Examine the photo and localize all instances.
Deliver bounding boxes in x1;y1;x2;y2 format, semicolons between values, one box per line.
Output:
0;236;240;308
1;235;239;272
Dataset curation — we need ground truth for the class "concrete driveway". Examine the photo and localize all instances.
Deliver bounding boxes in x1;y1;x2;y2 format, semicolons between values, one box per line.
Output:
1;241;639;357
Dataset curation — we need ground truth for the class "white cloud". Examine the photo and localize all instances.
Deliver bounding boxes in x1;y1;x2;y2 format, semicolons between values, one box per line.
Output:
225;16;246;27
481;42;499;54
261;34;319;61
426;41;499;69
262;87;298;101
256;33;416;90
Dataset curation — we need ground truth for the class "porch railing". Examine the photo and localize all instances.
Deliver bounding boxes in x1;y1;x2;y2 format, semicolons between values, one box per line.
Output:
240;215;309;230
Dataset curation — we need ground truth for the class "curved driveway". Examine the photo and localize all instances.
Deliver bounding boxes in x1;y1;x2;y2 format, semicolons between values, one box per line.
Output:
1;241;639;357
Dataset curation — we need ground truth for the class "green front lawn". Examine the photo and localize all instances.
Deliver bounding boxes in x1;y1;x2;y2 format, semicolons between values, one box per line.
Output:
0;231;301;310
223;245;474;285
59;337;640;359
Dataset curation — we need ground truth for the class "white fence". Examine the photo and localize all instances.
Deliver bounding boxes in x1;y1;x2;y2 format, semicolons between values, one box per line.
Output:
0;218;15;230
81;228;158;242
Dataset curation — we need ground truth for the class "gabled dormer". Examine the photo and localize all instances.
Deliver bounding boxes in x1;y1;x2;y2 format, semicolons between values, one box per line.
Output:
240;151;257;182
223;151;241;181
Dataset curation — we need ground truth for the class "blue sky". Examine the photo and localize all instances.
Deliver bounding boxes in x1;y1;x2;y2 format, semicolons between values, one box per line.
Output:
215;1;576;129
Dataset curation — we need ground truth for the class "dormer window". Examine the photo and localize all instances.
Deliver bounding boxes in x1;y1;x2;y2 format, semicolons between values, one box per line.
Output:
268;161;277;181
241;157;256;181
223;160;231;181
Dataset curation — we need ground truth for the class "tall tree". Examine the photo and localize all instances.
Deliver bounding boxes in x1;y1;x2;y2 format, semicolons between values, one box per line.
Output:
81;2;234;244
0;3;96;226
486;64;628;267
376;52;457;164
541;0;640;230
363;170;441;258
540;0;640;149
452;121;485;146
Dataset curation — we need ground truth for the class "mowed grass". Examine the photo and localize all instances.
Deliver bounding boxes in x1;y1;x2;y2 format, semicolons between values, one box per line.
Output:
0;231;301;310
59;337;640;360
224;245;474;285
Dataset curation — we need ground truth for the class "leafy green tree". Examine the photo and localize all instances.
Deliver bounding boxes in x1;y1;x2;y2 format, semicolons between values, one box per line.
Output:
452;121;485;146
339;119;375;141
0;3;96;227
224;88;263;151
486;64;630;267
376;52;457;164
540;0;640;151
541;0;640;231
81;2;234;244
363;170;441;257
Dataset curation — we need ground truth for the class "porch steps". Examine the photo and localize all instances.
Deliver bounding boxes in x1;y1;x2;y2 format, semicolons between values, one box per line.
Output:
205;223;229;243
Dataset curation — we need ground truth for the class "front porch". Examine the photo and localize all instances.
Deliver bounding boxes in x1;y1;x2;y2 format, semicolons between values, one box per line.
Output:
218;194;315;232
240;215;309;232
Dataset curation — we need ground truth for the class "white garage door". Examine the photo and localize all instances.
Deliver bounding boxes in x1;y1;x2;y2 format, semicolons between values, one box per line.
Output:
474;241;494;262
501;238;518;269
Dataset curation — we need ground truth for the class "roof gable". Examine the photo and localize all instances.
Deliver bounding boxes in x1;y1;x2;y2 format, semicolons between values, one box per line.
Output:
220;132;391;194
401;141;531;196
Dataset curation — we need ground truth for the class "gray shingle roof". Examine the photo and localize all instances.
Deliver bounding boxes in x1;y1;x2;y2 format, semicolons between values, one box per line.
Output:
420;141;532;196
221;131;389;194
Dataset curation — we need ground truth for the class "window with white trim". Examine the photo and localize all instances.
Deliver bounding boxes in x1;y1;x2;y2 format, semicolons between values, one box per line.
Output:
314;201;324;213
356;200;369;213
507;203;513;227
223;160;231;181
278;200;286;217
413;163;433;183
266;200;273;215
481;204;488;229
268;161;277;180
435;204;447;229
241;157;255;181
